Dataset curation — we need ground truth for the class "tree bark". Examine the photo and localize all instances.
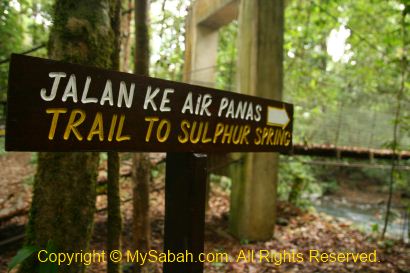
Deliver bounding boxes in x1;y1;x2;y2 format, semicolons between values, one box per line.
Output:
121;0;133;72
20;153;100;273
132;154;151;273
107;152;122;273
134;0;149;76
132;0;151;272
18;1;114;272
107;1;122;272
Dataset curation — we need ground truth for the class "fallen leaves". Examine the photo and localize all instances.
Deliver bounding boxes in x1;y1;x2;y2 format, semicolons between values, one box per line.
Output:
0;152;409;273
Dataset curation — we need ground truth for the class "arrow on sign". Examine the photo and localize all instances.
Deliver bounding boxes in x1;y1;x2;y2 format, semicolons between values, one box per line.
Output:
267;106;290;129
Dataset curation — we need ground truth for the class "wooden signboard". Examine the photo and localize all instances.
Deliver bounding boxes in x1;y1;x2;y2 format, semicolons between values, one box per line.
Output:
6;54;293;153
5;54;294;273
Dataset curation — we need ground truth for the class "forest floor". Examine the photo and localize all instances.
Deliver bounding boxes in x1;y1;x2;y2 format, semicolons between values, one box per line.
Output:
0;152;409;273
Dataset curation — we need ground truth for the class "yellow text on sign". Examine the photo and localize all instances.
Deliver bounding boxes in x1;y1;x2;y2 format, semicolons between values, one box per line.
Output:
45;108;131;142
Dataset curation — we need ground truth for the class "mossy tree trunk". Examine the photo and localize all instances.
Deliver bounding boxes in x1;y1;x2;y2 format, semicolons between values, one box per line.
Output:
19;1;114;273
132;0;151;272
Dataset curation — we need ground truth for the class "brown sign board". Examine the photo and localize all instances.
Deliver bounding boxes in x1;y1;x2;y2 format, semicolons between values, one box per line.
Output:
6;54;293;153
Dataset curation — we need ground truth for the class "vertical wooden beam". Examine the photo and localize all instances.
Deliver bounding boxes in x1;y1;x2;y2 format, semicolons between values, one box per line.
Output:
163;153;207;273
229;0;284;240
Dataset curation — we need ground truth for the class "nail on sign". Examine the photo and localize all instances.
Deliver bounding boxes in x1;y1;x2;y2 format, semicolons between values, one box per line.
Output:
5;54;293;153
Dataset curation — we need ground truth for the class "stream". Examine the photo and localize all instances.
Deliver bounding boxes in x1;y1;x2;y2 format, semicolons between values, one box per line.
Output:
313;197;409;243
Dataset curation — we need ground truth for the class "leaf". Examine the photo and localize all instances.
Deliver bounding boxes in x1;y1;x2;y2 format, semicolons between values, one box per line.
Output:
7;245;38;272
38;260;58;273
45;239;57;253
38;240;58;273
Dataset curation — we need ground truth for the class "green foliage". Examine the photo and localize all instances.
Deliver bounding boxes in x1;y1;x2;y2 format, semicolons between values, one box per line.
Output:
38;240;58;273
378;239;396;252
278;157;318;206
7;245;37;272
359;158;410;193
152;159;165;179
216;21;238;91
99;152;108;162
150;0;190;81
0;0;51;101
371;223;379;233
97;182;107;195
151;167;159;178
210;174;232;192
321;179;339;195
30;152;38;164
24;175;35;186
278;157;346;207
285;0;409;149
0;0;24;100
0;137;5;156
192;0;410;150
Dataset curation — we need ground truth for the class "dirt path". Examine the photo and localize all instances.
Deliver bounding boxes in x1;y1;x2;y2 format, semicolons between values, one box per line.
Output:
0;154;409;273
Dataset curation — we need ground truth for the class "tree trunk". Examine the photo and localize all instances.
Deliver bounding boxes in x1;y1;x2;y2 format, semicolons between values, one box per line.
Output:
121;0;133;72
132;153;151;273
18;1;114;272
20;153;100;273
107;152;122;273
107;0;122;272
134;0;149;76
132;0;151;272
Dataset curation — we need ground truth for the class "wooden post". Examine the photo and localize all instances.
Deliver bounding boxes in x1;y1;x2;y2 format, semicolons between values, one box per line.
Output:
163;153;207;273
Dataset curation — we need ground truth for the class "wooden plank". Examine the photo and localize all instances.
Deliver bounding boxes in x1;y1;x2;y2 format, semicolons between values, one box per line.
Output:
6;54;293;153
163;153;207;273
292;144;410;160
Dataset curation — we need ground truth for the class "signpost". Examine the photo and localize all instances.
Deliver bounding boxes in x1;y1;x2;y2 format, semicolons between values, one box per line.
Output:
5;54;294;273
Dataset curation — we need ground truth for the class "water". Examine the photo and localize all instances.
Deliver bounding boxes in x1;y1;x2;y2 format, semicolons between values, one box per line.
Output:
313;197;408;242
